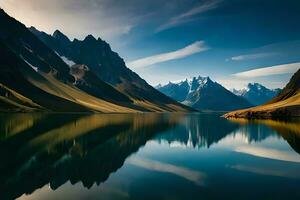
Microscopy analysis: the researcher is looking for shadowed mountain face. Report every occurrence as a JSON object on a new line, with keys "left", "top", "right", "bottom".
{"left": 0, "top": 41, "right": 89, "bottom": 112}
{"left": 157, "top": 76, "right": 252, "bottom": 111}
{"left": 270, "top": 68, "right": 300, "bottom": 104}
{"left": 0, "top": 10, "right": 72, "bottom": 82}
{"left": 0, "top": 38, "right": 133, "bottom": 112}
{"left": 69, "top": 64, "right": 134, "bottom": 105}
{"left": 232, "top": 83, "right": 281, "bottom": 106}
{"left": 29, "top": 27, "right": 192, "bottom": 112}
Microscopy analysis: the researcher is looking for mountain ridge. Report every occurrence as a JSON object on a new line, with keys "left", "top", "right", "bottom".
{"left": 0, "top": 9, "right": 191, "bottom": 113}
{"left": 231, "top": 83, "right": 281, "bottom": 106}
{"left": 157, "top": 76, "right": 252, "bottom": 111}
{"left": 29, "top": 26, "right": 193, "bottom": 112}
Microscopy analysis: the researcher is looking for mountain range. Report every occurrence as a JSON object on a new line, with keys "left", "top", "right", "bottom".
{"left": 231, "top": 83, "right": 281, "bottom": 106}
{"left": 224, "top": 68, "right": 300, "bottom": 118}
{"left": 0, "top": 9, "right": 191, "bottom": 113}
{"left": 157, "top": 76, "right": 252, "bottom": 111}
{"left": 28, "top": 26, "right": 193, "bottom": 112}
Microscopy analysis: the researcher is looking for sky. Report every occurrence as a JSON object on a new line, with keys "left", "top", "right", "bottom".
{"left": 1, "top": 0, "right": 300, "bottom": 89}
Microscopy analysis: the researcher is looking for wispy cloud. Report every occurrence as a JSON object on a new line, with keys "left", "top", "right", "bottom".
{"left": 157, "top": 0, "right": 222, "bottom": 32}
{"left": 230, "top": 165, "right": 300, "bottom": 178}
{"left": 127, "top": 157, "right": 206, "bottom": 186}
{"left": 235, "top": 146, "right": 300, "bottom": 163}
{"left": 233, "top": 62, "right": 300, "bottom": 78}
{"left": 127, "top": 41, "right": 208, "bottom": 68}
{"left": 0, "top": 0, "right": 148, "bottom": 40}
{"left": 228, "top": 52, "right": 277, "bottom": 61}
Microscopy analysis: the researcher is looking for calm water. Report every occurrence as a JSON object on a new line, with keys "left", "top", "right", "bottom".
{"left": 1, "top": 113, "right": 300, "bottom": 200}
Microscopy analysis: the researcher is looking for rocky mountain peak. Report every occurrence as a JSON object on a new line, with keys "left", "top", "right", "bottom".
{"left": 84, "top": 34, "right": 97, "bottom": 42}
{"left": 232, "top": 82, "right": 281, "bottom": 105}
{"left": 53, "top": 30, "right": 70, "bottom": 42}
{"left": 157, "top": 75, "right": 252, "bottom": 111}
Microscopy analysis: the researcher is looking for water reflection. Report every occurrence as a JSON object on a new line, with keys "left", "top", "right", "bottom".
{"left": 229, "top": 118, "right": 300, "bottom": 154}
{"left": 0, "top": 114, "right": 299, "bottom": 200}
{"left": 155, "top": 114, "right": 240, "bottom": 148}
{"left": 127, "top": 156, "right": 207, "bottom": 186}
{"left": 0, "top": 114, "right": 178, "bottom": 199}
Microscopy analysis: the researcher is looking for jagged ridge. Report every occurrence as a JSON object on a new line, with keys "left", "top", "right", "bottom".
{"left": 157, "top": 76, "right": 252, "bottom": 111}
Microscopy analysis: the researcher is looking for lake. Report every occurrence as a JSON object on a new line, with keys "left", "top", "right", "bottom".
{"left": 0, "top": 113, "right": 300, "bottom": 200}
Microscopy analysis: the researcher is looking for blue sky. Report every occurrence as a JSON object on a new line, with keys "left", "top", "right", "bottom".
{"left": 1, "top": 0, "right": 300, "bottom": 89}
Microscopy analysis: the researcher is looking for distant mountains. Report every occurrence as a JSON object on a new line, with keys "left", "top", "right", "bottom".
{"left": 157, "top": 76, "right": 252, "bottom": 111}
{"left": 232, "top": 83, "right": 281, "bottom": 106}
{"left": 224, "top": 68, "right": 300, "bottom": 118}
{"left": 0, "top": 9, "right": 191, "bottom": 113}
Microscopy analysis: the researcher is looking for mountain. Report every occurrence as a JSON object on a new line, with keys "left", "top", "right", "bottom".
{"left": 232, "top": 83, "right": 281, "bottom": 106}
{"left": 157, "top": 76, "right": 252, "bottom": 111}
{"left": 0, "top": 11, "right": 73, "bottom": 82}
{"left": 29, "top": 27, "right": 192, "bottom": 112}
{"left": 0, "top": 9, "right": 141, "bottom": 112}
{"left": 0, "top": 40, "right": 89, "bottom": 112}
{"left": 270, "top": 68, "right": 300, "bottom": 103}
{"left": 0, "top": 9, "right": 190, "bottom": 112}
{"left": 224, "top": 68, "right": 300, "bottom": 118}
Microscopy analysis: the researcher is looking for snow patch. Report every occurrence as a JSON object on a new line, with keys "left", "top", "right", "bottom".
{"left": 20, "top": 56, "right": 38, "bottom": 72}
{"left": 60, "top": 56, "right": 76, "bottom": 66}
{"left": 55, "top": 51, "right": 76, "bottom": 66}
{"left": 161, "top": 76, "right": 210, "bottom": 95}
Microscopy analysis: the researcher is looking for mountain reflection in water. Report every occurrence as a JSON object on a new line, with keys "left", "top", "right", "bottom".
{"left": 0, "top": 113, "right": 299, "bottom": 200}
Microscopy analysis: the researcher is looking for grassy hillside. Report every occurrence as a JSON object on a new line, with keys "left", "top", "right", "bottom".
{"left": 2, "top": 41, "right": 149, "bottom": 114}
{"left": 0, "top": 83, "right": 43, "bottom": 112}
{"left": 224, "top": 69, "right": 300, "bottom": 118}
{"left": 223, "top": 93, "right": 300, "bottom": 118}
{"left": 269, "top": 68, "right": 300, "bottom": 103}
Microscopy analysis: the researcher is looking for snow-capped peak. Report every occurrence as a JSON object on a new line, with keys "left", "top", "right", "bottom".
{"left": 231, "top": 82, "right": 282, "bottom": 105}
{"left": 155, "top": 84, "right": 162, "bottom": 89}
{"left": 157, "top": 75, "right": 216, "bottom": 96}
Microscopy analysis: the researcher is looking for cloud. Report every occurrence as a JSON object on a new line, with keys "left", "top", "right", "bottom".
{"left": 233, "top": 62, "right": 300, "bottom": 78}
{"left": 127, "top": 41, "right": 208, "bottom": 68}
{"left": 235, "top": 146, "right": 300, "bottom": 163}
{"left": 157, "top": 0, "right": 222, "bottom": 32}
{"left": 0, "top": 0, "right": 149, "bottom": 40}
{"left": 230, "top": 165, "right": 300, "bottom": 178}
{"left": 0, "top": 0, "right": 220, "bottom": 40}
{"left": 127, "top": 157, "right": 206, "bottom": 186}
{"left": 229, "top": 52, "right": 277, "bottom": 61}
